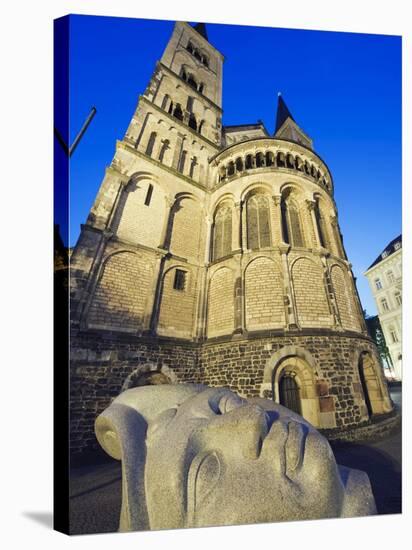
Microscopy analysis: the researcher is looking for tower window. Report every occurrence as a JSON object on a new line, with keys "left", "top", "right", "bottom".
{"left": 144, "top": 184, "right": 153, "bottom": 206}
{"left": 145, "top": 132, "right": 157, "bottom": 157}
{"left": 389, "top": 327, "right": 398, "bottom": 343}
{"left": 173, "top": 269, "right": 187, "bottom": 291}
{"left": 178, "top": 150, "right": 187, "bottom": 174}
{"left": 198, "top": 83, "right": 204, "bottom": 93}
{"left": 189, "top": 156, "right": 197, "bottom": 179}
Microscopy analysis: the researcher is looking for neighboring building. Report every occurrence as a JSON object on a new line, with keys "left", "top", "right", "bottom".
{"left": 364, "top": 235, "right": 402, "bottom": 380}
{"left": 69, "top": 21, "right": 392, "bottom": 457}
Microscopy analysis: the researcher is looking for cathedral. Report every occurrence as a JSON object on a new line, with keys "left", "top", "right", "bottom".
{"left": 69, "top": 21, "right": 393, "bottom": 457}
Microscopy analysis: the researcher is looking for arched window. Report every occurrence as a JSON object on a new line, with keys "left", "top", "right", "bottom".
{"left": 189, "top": 156, "right": 197, "bottom": 179}
{"left": 198, "top": 83, "right": 204, "bottom": 93}
{"left": 279, "top": 373, "right": 301, "bottom": 415}
{"left": 188, "top": 113, "right": 197, "bottom": 131}
{"left": 187, "top": 41, "right": 194, "bottom": 54}
{"left": 314, "top": 199, "right": 328, "bottom": 249}
{"left": 145, "top": 132, "right": 157, "bottom": 157}
{"left": 277, "top": 152, "right": 286, "bottom": 167}
{"left": 194, "top": 50, "right": 202, "bottom": 62}
{"left": 281, "top": 195, "right": 304, "bottom": 247}
{"left": 255, "top": 152, "right": 264, "bottom": 168}
{"left": 158, "top": 139, "right": 170, "bottom": 163}
{"left": 161, "top": 94, "right": 170, "bottom": 111}
{"left": 286, "top": 154, "right": 295, "bottom": 169}
{"left": 247, "top": 194, "right": 271, "bottom": 250}
{"left": 266, "top": 151, "right": 275, "bottom": 166}
{"left": 245, "top": 154, "right": 253, "bottom": 169}
{"left": 173, "top": 103, "right": 183, "bottom": 121}
{"left": 227, "top": 161, "right": 235, "bottom": 177}
{"left": 288, "top": 201, "right": 304, "bottom": 247}
{"left": 212, "top": 205, "right": 233, "bottom": 260}
{"left": 198, "top": 120, "right": 204, "bottom": 135}
{"left": 187, "top": 74, "right": 198, "bottom": 90}
{"left": 178, "top": 150, "right": 187, "bottom": 174}
{"left": 168, "top": 101, "right": 174, "bottom": 115}
{"left": 235, "top": 157, "right": 243, "bottom": 172}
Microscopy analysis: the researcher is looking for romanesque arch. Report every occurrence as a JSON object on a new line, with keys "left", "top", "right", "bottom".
{"left": 212, "top": 200, "right": 233, "bottom": 260}
{"left": 357, "top": 351, "right": 392, "bottom": 417}
{"left": 157, "top": 264, "right": 197, "bottom": 339}
{"left": 121, "top": 363, "right": 178, "bottom": 391}
{"left": 87, "top": 250, "right": 153, "bottom": 332}
{"left": 245, "top": 191, "right": 271, "bottom": 250}
{"left": 244, "top": 256, "right": 284, "bottom": 331}
{"left": 114, "top": 174, "right": 166, "bottom": 249}
{"left": 260, "top": 346, "right": 320, "bottom": 427}
{"left": 207, "top": 267, "right": 235, "bottom": 337}
{"left": 169, "top": 195, "right": 203, "bottom": 261}
{"left": 291, "top": 257, "right": 331, "bottom": 328}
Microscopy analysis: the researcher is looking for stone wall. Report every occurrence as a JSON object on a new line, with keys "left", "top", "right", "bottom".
{"left": 69, "top": 328, "right": 392, "bottom": 459}
{"left": 70, "top": 329, "right": 202, "bottom": 457}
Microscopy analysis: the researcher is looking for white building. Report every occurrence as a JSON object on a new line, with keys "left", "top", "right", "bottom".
{"left": 364, "top": 235, "right": 402, "bottom": 380}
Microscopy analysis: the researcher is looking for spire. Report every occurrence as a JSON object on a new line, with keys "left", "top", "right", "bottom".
{"left": 275, "top": 92, "right": 295, "bottom": 133}
{"left": 193, "top": 22, "right": 208, "bottom": 41}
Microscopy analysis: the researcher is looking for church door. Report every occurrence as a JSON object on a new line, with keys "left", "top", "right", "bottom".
{"left": 279, "top": 374, "right": 302, "bottom": 415}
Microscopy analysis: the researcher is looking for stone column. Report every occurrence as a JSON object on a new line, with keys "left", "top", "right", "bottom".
{"left": 172, "top": 133, "right": 184, "bottom": 170}
{"left": 158, "top": 196, "right": 175, "bottom": 250}
{"left": 242, "top": 199, "right": 248, "bottom": 250}
{"left": 306, "top": 199, "right": 321, "bottom": 248}
{"left": 233, "top": 201, "right": 243, "bottom": 252}
{"left": 272, "top": 194, "right": 284, "bottom": 245}
{"left": 279, "top": 244, "right": 297, "bottom": 329}
{"left": 204, "top": 214, "right": 213, "bottom": 263}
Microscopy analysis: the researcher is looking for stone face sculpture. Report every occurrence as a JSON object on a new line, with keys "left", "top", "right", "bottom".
{"left": 95, "top": 384, "right": 376, "bottom": 531}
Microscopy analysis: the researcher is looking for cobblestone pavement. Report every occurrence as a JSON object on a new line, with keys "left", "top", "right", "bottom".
{"left": 69, "top": 386, "right": 402, "bottom": 535}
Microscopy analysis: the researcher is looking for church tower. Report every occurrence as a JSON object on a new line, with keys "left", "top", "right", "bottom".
{"left": 69, "top": 21, "right": 393, "bottom": 458}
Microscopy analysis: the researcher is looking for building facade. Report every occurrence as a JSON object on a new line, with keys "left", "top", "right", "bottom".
{"left": 69, "top": 21, "right": 393, "bottom": 457}
{"left": 364, "top": 235, "right": 402, "bottom": 380}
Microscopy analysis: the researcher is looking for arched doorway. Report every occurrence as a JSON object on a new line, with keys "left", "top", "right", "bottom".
{"left": 121, "top": 363, "right": 176, "bottom": 392}
{"left": 358, "top": 351, "right": 392, "bottom": 416}
{"left": 279, "top": 373, "right": 302, "bottom": 415}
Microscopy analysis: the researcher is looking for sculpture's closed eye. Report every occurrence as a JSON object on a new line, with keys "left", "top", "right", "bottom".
{"left": 187, "top": 451, "right": 221, "bottom": 524}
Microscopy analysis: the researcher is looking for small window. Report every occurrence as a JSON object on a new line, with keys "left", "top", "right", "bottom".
{"left": 394, "top": 291, "right": 402, "bottom": 306}
{"left": 375, "top": 278, "right": 382, "bottom": 290}
{"left": 173, "top": 269, "right": 187, "bottom": 291}
{"left": 387, "top": 270, "right": 395, "bottom": 284}
{"left": 381, "top": 298, "right": 389, "bottom": 312}
{"left": 381, "top": 250, "right": 389, "bottom": 259}
{"left": 394, "top": 242, "right": 401, "bottom": 251}
{"left": 144, "top": 184, "right": 153, "bottom": 206}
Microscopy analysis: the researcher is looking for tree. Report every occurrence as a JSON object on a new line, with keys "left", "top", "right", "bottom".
{"left": 364, "top": 310, "right": 394, "bottom": 373}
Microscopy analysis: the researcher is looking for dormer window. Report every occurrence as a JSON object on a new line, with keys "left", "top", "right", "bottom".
{"left": 394, "top": 242, "right": 401, "bottom": 251}
{"left": 382, "top": 250, "right": 389, "bottom": 259}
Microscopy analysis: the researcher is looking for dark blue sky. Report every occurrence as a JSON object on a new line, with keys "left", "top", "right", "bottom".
{"left": 66, "top": 15, "right": 401, "bottom": 315}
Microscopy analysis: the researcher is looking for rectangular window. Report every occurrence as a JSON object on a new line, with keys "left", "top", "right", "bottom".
{"left": 395, "top": 292, "right": 402, "bottom": 306}
{"left": 390, "top": 329, "right": 398, "bottom": 343}
{"left": 173, "top": 269, "right": 187, "bottom": 291}
{"left": 375, "top": 278, "right": 382, "bottom": 290}
{"left": 387, "top": 271, "right": 395, "bottom": 284}
{"left": 381, "top": 298, "right": 389, "bottom": 312}
{"left": 144, "top": 184, "right": 153, "bottom": 206}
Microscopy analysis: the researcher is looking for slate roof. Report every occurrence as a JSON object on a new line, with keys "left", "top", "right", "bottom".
{"left": 366, "top": 234, "right": 402, "bottom": 270}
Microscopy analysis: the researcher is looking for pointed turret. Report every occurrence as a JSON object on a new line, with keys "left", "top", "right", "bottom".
{"left": 274, "top": 93, "right": 313, "bottom": 150}
{"left": 193, "top": 22, "right": 208, "bottom": 41}
{"left": 275, "top": 93, "right": 295, "bottom": 133}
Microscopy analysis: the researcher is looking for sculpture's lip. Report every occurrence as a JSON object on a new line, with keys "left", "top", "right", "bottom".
{"left": 284, "top": 420, "right": 306, "bottom": 477}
